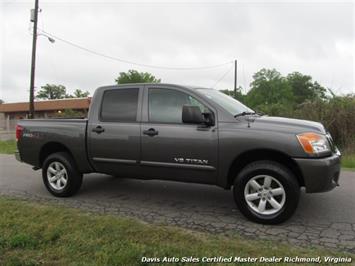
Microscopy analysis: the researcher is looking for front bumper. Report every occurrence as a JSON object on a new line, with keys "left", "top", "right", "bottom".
{"left": 15, "top": 150, "right": 22, "bottom": 162}
{"left": 294, "top": 152, "right": 341, "bottom": 193}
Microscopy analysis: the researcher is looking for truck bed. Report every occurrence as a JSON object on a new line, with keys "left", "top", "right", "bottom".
{"left": 17, "top": 118, "right": 92, "bottom": 172}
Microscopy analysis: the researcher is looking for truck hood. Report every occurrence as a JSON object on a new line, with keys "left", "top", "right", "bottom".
{"left": 248, "top": 115, "right": 326, "bottom": 134}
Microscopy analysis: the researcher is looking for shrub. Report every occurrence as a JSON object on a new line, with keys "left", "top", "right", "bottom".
{"left": 292, "top": 95, "right": 355, "bottom": 151}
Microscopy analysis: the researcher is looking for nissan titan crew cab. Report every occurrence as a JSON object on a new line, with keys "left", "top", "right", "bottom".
{"left": 15, "top": 84, "right": 341, "bottom": 224}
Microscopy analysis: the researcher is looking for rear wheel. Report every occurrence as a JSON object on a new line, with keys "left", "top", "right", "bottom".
{"left": 233, "top": 160, "right": 300, "bottom": 224}
{"left": 42, "top": 152, "right": 83, "bottom": 197}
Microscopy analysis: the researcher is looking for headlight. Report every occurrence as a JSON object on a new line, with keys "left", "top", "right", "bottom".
{"left": 297, "top": 132, "right": 331, "bottom": 155}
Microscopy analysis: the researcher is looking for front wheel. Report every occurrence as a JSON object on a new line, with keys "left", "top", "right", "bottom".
{"left": 42, "top": 152, "right": 83, "bottom": 197}
{"left": 233, "top": 161, "right": 300, "bottom": 224}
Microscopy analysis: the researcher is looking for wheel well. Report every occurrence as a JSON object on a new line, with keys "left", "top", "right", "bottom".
{"left": 39, "top": 142, "right": 74, "bottom": 167}
{"left": 227, "top": 149, "right": 304, "bottom": 188}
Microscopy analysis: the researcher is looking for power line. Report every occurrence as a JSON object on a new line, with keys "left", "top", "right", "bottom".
{"left": 211, "top": 65, "right": 234, "bottom": 88}
{"left": 38, "top": 28, "right": 233, "bottom": 71}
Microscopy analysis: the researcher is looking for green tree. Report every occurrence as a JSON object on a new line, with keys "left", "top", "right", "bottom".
{"left": 286, "top": 72, "right": 327, "bottom": 104}
{"left": 56, "top": 109, "right": 86, "bottom": 118}
{"left": 220, "top": 87, "right": 245, "bottom": 102}
{"left": 0, "top": 99, "right": 4, "bottom": 104}
{"left": 70, "top": 89, "right": 90, "bottom": 98}
{"left": 246, "top": 69, "right": 294, "bottom": 114}
{"left": 36, "top": 84, "right": 67, "bottom": 100}
{"left": 115, "top": 70, "right": 161, "bottom": 84}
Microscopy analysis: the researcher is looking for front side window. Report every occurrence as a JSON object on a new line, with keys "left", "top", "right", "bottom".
{"left": 101, "top": 88, "right": 139, "bottom": 122}
{"left": 148, "top": 88, "right": 208, "bottom": 123}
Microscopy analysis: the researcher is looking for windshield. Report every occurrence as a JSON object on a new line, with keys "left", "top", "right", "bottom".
{"left": 196, "top": 89, "right": 253, "bottom": 116}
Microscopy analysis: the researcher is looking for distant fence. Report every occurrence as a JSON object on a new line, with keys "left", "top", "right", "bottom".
{"left": 9, "top": 119, "right": 19, "bottom": 131}
{"left": 0, "top": 114, "right": 19, "bottom": 131}
{"left": 0, "top": 118, "right": 20, "bottom": 140}
{"left": 0, "top": 131, "right": 15, "bottom": 141}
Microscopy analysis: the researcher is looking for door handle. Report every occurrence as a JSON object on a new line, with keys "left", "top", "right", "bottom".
{"left": 143, "top": 128, "right": 159, "bottom": 137}
{"left": 92, "top": 126, "right": 105, "bottom": 134}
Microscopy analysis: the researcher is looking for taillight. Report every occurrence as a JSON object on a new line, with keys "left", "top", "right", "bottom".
{"left": 16, "top": 125, "right": 24, "bottom": 141}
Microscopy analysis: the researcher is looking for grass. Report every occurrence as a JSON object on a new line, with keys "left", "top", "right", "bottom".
{"left": 0, "top": 139, "right": 354, "bottom": 169}
{"left": 0, "top": 140, "right": 16, "bottom": 154}
{"left": 0, "top": 197, "right": 353, "bottom": 266}
{"left": 341, "top": 153, "right": 355, "bottom": 169}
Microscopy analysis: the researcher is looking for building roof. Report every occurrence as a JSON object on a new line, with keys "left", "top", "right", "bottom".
{"left": 0, "top": 98, "right": 91, "bottom": 113}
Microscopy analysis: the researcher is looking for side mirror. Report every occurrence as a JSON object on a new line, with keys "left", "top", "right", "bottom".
{"left": 202, "top": 112, "right": 215, "bottom": 126}
{"left": 182, "top": 105, "right": 204, "bottom": 124}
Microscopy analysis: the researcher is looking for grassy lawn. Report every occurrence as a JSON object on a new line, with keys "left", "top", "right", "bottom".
{"left": 0, "top": 140, "right": 17, "bottom": 154}
{"left": 0, "top": 197, "right": 352, "bottom": 266}
{"left": 341, "top": 153, "right": 355, "bottom": 169}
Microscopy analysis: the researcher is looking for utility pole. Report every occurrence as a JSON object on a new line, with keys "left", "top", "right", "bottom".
{"left": 234, "top": 59, "right": 237, "bottom": 98}
{"left": 29, "top": 0, "right": 39, "bottom": 119}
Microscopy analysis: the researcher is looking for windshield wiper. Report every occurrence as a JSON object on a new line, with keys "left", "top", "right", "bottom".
{"left": 234, "top": 111, "right": 257, "bottom": 118}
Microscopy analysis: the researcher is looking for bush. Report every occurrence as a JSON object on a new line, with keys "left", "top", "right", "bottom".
{"left": 292, "top": 95, "right": 355, "bottom": 151}
{"left": 55, "top": 109, "right": 87, "bottom": 118}
{"left": 252, "top": 102, "right": 294, "bottom": 117}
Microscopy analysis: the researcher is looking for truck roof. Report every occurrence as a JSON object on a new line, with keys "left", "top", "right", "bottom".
{"left": 97, "top": 83, "right": 210, "bottom": 91}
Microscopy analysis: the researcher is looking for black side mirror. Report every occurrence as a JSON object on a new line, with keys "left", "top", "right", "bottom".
{"left": 182, "top": 105, "right": 204, "bottom": 124}
{"left": 202, "top": 112, "right": 215, "bottom": 126}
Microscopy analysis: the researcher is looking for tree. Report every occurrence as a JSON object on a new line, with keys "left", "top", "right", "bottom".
{"left": 286, "top": 72, "right": 327, "bottom": 104}
{"left": 245, "top": 69, "right": 295, "bottom": 115}
{"left": 115, "top": 70, "right": 161, "bottom": 84}
{"left": 56, "top": 109, "right": 86, "bottom": 118}
{"left": 36, "top": 85, "right": 90, "bottom": 99}
{"left": 220, "top": 86, "right": 245, "bottom": 102}
{"left": 36, "top": 84, "right": 67, "bottom": 100}
{"left": 0, "top": 99, "right": 4, "bottom": 104}
{"left": 70, "top": 89, "right": 90, "bottom": 98}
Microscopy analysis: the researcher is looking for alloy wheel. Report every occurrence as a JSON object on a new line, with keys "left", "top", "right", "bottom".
{"left": 244, "top": 175, "right": 286, "bottom": 215}
{"left": 47, "top": 161, "right": 68, "bottom": 190}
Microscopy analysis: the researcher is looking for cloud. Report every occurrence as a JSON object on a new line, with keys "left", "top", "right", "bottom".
{"left": 0, "top": 1, "right": 354, "bottom": 102}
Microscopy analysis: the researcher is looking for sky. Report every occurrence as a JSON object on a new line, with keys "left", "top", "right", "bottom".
{"left": 0, "top": 0, "right": 354, "bottom": 103}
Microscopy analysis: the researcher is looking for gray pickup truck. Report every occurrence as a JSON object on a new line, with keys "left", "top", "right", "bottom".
{"left": 16, "top": 83, "right": 341, "bottom": 224}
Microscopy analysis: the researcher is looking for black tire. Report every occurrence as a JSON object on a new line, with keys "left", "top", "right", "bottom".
{"left": 42, "top": 152, "right": 83, "bottom": 197}
{"left": 233, "top": 160, "right": 300, "bottom": 224}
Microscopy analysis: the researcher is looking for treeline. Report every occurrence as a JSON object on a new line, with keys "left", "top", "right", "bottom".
{"left": 36, "top": 84, "right": 90, "bottom": 100}
{"left": 222, "top": 69, "right": 355, "bottom": 151}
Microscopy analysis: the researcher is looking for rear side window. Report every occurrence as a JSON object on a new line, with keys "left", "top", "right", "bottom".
{"left": 100, "top": 88, "right": 139, "bottom": 122}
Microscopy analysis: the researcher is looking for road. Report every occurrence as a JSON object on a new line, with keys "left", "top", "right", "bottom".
{"left": 1, "top": 154, "right": 355, "bottom": 253}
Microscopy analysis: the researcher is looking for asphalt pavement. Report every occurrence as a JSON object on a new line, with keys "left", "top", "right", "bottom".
{"left": 1, "top": 154, "right": 355, "bottom": 253}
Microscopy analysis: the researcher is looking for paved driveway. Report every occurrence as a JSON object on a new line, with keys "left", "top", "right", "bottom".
{"left": 1, "top": 154, "right": 355, "bottom": 253}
